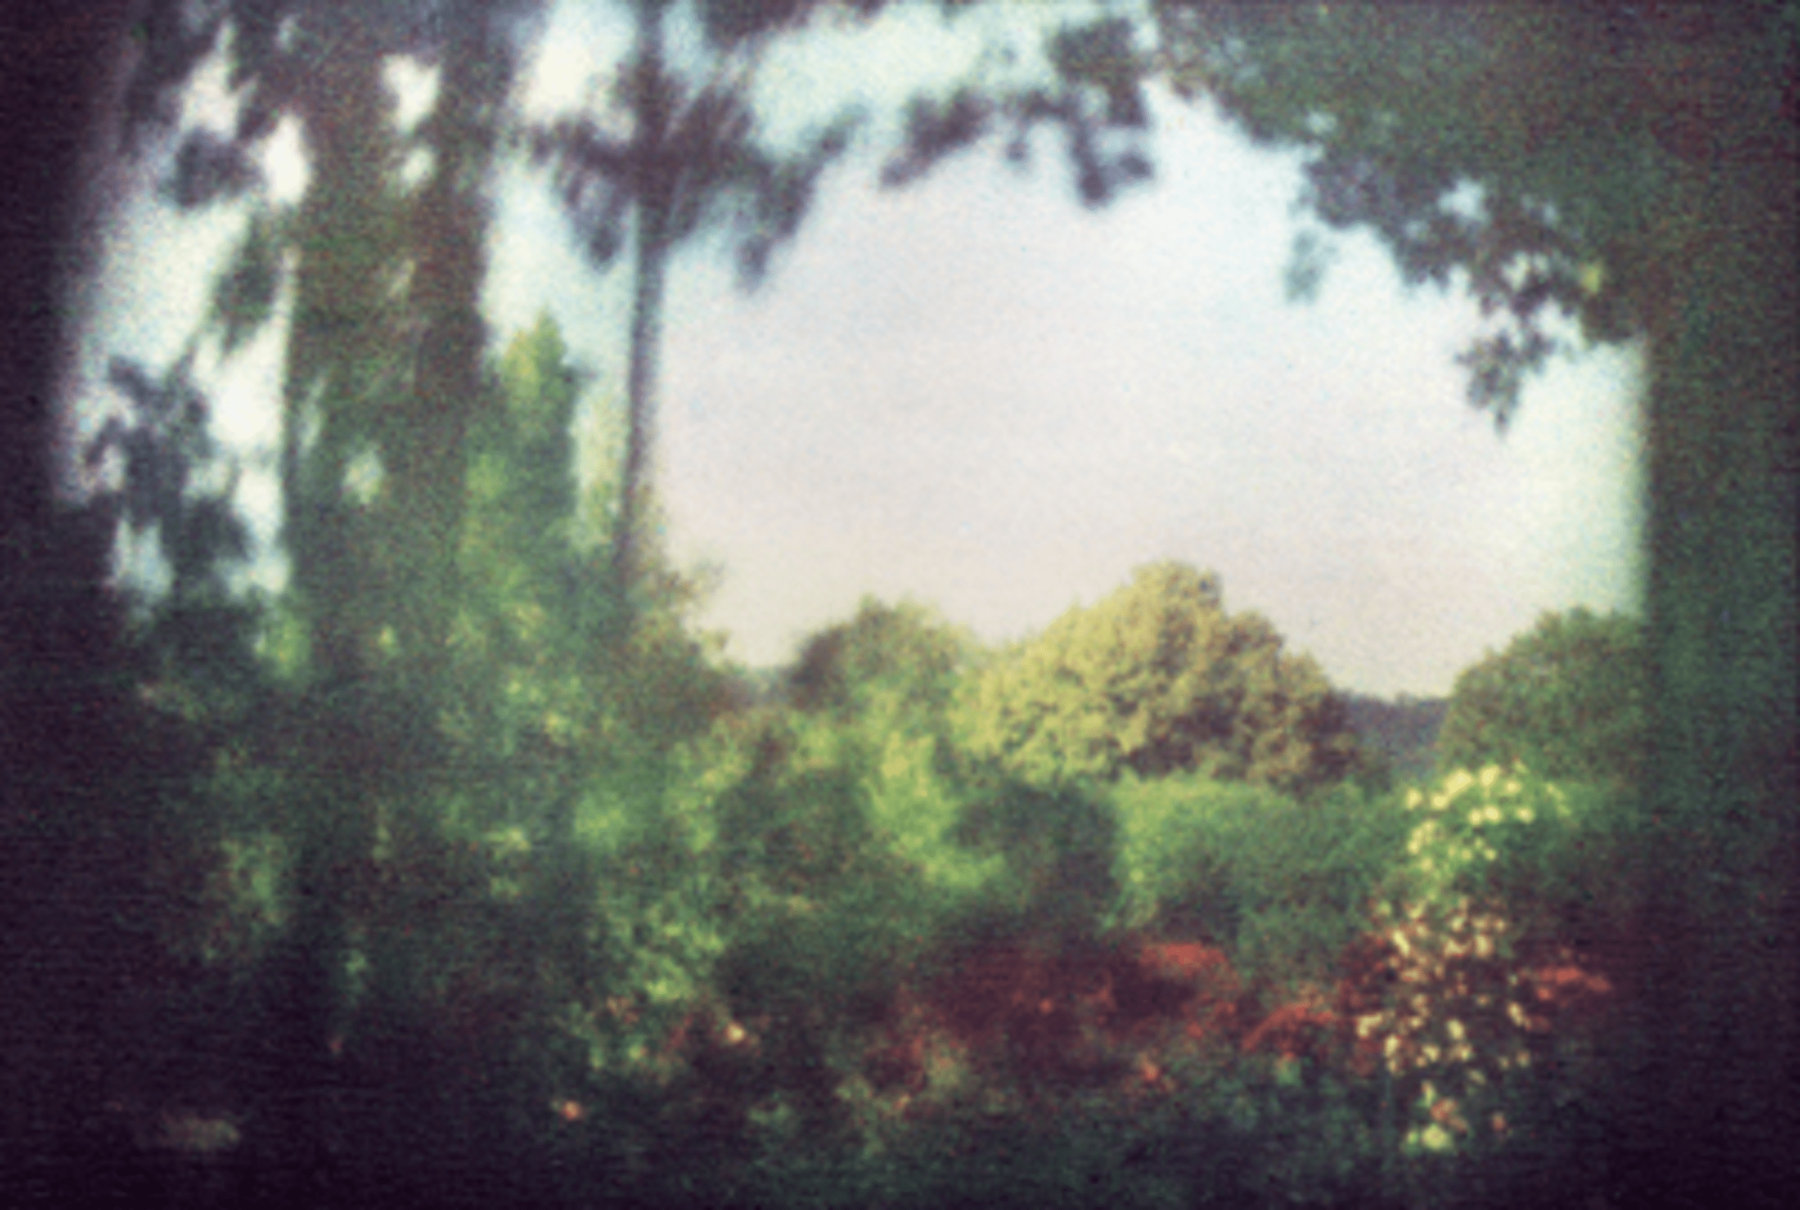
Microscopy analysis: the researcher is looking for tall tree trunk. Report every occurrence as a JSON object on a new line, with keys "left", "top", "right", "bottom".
{"left": 263, "top": 15, "right": 395, "bottom": 1203}
{"left": 1630, "top": 114, "right": 1798, "bottom": 1205}
{"left": 614, "top": 190, "right": 671, "bottom": 619}
{"left": 390, "top": 0, "right": 510, "bottom": 700}
{"left": 611, "top": 0, "right": 675, "bottom": 623}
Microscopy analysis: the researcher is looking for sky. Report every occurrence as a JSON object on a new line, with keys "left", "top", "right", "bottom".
{"left": 654, "top": 147, "right": 1642, "bottom": 697}
{"left": 65, "top": 1, "right": 1643, "bottom": 700}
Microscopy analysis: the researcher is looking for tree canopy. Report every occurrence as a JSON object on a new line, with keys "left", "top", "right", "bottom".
{"left": 15, "top": 3, "right": 1792, "bottom": 1205}
{"left": 962, "top": 562, "right": 1360, "bottom": 795}
{"left": 1439, "top": 607, "right": 1649, "bottom": 788}
{"left": 786, "top": 596, "right": 974, "bottom": 719}
{"left": 1153, "top": 1, "right": 1797, "bottom": 423}
{"left": 1143, "top": 10, "right": 1792, "bottom": 1192}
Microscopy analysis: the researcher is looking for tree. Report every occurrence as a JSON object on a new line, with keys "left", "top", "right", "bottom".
{"left": 535, "top": 0, "right": 1167, "bottom": 617}
{"left": 786, "top": 596, "right": 973, "bottom": 718}
{"left": 2, "top": 344, "right": 268, "bottom": 1204}
{"left": 1148, "top": 4, "right": 1797, "bottom": 1198}
{"left": 710, "top": 598, "right": 985, "bottom": 952}
{"left": 453, "top": 314, "right": 731, "bottom": 1003}
{"left": 1439, "top": 608, "right": 1649, "bottom": 789}
{"left": 107, "top": 5, "right": 553, "bottom": 1199}
{"left": 85, "top": 352, "right": 261, "bottom": 710}
{"left": 531, "top": 0, "right": 858, "bottom": 613}
{"left": 1154, "top": 3, "right": 1787, "bottom": 421}
{"left": 121, "top": 0, "right": 534, "bottom": 680}
{"left": 962, "top": 562, "right": 1360, "bottom": 795}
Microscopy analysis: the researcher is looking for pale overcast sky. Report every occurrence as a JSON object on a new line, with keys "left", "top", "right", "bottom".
{"left": 651, "top": 130, "right": 1642, "bottom": 697}
{"left": 68, "top": 1, "right": 1642, "bottom": 699}
{"left": 495, "top": 0, "right": 1642, "bottom": 696}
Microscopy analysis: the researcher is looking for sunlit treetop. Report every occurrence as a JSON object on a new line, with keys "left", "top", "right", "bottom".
{"left": 962, "top": 561, "right": 1361, "bottom": 795}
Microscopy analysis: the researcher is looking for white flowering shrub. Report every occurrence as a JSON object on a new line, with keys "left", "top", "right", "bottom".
{"left": 1346, "top": 765, "right": 1614, "bottom": 1158}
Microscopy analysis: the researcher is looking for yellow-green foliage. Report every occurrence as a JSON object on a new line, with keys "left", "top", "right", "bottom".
{"left": 962, "top": 562, "right": 1360, "bottom": 795}
{"left": 781, "top": 597, "right": 998, "bottom": 899}
{"left": 865, "top": 725, "right": 1001, "bottom": 897}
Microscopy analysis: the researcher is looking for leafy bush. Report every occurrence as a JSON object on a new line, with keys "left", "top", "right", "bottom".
{"left": 1107, "top": 772, "right": 1410, "bottom": 986}
{"left": 1387, "top": 765, "right": 1643, "bottom": 956}
{"left": 953, "top": 780, "right": 1120, "bottom": 941}
{"left": 1345, "top": 765, "right": 1631, "bottom": 1170}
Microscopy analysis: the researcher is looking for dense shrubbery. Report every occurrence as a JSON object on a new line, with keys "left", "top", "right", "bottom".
{"left": 1108, "top": 772, "right": 1410, "bottom": 984}
{"left": 516, "top": 707, "right": 1638, "bottom": 1209}
{"left": 92, "top": 572, "right": 1656, "bottom": 1209}
{"left": 53, "top": 385, "right": 1650, "bottom": 1209}
{"left": 1345, "top": 768, "right": 1630, "bottom": 1169}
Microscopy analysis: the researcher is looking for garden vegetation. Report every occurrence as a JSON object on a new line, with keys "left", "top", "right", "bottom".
{"left": 4, "top": 4, "right": 1790, "bottom": 1209}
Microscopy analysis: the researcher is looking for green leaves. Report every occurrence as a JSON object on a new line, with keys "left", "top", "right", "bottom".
{"left": 209, "top": 209, "right": 285, "bottom": 355}
{"left": 955, "top": 780, "right": 1118, "bottom": 937}
{"left": 85, "top": 351, "right": 265, "bottom": 722}
{"left": 788, "top": 597, "right": 974, "bottom": 718}
{"left": 1151, "top": 1, "right": 1736, "bottom": 424}
{"left": 1438, "top": 608, "right": 1649, "bottom": 790}
{"left": 963, "top": 562, "right": 1360, "bottom": 795}
{"left": 1109, "top": 772, "right": 1408, "bottom": 982}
